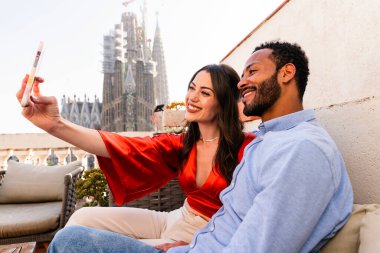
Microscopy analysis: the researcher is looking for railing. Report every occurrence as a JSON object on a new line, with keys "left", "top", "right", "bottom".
{"left": 0, "top": 131, "right": 154, "bottom": 170}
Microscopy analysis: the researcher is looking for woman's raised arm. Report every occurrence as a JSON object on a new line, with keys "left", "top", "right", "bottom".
{"left": 16, "top": 75, "right": 110, "bottom": 158}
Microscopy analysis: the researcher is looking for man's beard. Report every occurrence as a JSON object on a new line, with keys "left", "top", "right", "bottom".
{"left": 243, "top": 72, "right": 281, "bottom": 117}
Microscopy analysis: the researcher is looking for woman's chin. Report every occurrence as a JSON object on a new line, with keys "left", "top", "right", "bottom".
{"left": 184, "top": 113, "right": 197, "bottom": 123}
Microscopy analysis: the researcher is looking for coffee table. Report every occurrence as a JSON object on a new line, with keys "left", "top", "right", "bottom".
{"left": 0, "top": 242, "right": 36, "bottom": 253}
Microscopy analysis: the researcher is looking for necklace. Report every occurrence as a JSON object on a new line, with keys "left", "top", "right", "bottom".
{"left": 200, "top": 136, "right": 219, "bottom": 142}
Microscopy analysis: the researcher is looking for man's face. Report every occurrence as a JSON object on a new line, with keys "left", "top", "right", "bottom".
{"left": 238, "top": 49, "right": 281, "bottom": 117}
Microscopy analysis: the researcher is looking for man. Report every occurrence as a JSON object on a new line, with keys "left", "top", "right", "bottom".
{"left": 48, "top": 41, "right": 353, "bottom": 253}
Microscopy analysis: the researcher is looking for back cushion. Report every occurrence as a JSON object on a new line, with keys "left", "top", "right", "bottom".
{"left": 0, "top": 160, "right": 82, "bottom": 203}
{"left": 321, "top": 204, "right": 380, "bottom": 253}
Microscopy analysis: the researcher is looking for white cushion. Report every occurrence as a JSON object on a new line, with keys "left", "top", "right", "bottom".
{"left": 321, "top": 204, "right": 380, "bottom": 253}
{"left": 358, "top": 206, "right": 380, "bottom": 253}
{"left": 0, "top": 161, "right": 82, "bottom": 203}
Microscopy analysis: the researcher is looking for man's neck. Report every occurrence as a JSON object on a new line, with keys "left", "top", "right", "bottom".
{"left": 261, "top": 102, "right": 303, "bottom": 122}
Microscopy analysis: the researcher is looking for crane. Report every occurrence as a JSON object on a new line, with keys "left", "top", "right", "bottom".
{"left": 122, "top": 0, "right": 139, "bottom": 9}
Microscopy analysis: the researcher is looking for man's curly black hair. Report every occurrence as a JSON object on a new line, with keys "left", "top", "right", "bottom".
{"left": 253, "top": 41, "right": 310, "bottom": 101}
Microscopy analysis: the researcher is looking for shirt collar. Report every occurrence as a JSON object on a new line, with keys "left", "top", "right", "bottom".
{"left": 257, "top": 109, "right": 316, "bottom": 134}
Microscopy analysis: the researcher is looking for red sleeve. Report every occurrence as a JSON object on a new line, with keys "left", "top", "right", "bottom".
{"left": 96, "top": 131, "right": 183, "bottom": 206}
{"left": 238, "top": 132, "right": 256, "bottom": 161}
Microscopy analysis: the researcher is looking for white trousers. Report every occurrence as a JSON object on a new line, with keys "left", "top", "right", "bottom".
{"left": 66, "top": 205, "right": 208, "bottom": 246}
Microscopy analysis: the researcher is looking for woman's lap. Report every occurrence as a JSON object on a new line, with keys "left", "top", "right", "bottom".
{"left": 64, "top": 205, "right": 208, "bottom": 244}
{"left": 66, "top": 206, "right": 168, "bottom": 239}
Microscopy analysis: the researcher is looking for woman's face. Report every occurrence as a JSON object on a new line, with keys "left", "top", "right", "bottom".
{"left": 185, "top": 70, "right": 220, "bottom": 124}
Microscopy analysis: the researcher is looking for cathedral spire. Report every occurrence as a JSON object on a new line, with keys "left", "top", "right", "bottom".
{"left": 80, "top": 94, "right": 91, "bottom": 128}
{"left": 61, "top": 95, "right": 70, "bottom": 120}
{"left": 124, "top": 64, "right": 136, "bottom": 94}
{"left": 69, "top": 95, "right": 80, "bottom": 125}
{"left": 152, "top": 13, "right": 169, "bottom": 105}
{"left": 90, "top": 95, "right": 101, "bottom": 130}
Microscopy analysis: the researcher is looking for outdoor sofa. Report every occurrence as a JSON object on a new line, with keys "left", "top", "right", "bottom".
{"left": 0, "top": 160, "right": 83, "bottom": 245}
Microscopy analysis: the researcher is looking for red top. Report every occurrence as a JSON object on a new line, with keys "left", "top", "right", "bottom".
{"left": 97, "top": 131, "right": 255, "bottom": 218}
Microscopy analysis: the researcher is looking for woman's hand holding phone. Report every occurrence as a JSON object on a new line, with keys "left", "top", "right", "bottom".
{"left": 21, "top": 42, "right": 44, "bottom": 107}
{"left": 16, "top": 42, "right": 62, "bottom": 133}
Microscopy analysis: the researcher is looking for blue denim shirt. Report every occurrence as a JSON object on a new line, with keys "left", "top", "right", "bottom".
{"left": 168, "top": 109, "right": 353, "bottom": 253}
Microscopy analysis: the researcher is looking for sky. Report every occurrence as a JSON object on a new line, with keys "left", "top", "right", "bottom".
{"left": 0, "top": 0, "right": 284, "bottom": 134}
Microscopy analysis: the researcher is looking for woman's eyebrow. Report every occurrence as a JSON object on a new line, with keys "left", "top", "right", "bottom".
{"left": 192, "top": 81, "right": 214, "bottom": 93}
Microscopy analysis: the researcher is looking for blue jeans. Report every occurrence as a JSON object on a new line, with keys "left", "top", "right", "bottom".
{"left": 47, "top": 226, "right": 164, "bottom": 253}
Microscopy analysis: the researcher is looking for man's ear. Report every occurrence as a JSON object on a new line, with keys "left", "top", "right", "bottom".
{"left": 279, "top": 63, "right": 296, "bottom": 84}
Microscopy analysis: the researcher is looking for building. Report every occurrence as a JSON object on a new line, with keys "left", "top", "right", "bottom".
{"left": 61, "top": 95, "right": 102, "bottom": 130}
{"left": 101, "top": 1, "right": 169, "bottom": 132}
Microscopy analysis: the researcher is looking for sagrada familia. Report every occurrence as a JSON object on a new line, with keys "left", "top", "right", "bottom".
{"left": 61, "top": 0, "right": 169, "bottom": 132}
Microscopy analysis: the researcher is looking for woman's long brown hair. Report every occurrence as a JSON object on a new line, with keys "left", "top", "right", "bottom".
{"left": 179, "top": 64, "right": 244, "bottom": 184}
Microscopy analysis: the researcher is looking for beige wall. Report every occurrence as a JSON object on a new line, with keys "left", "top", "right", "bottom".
{"left": 222, "top": 0, "right": 380, "bottom": 109}
{"left": 222, "top": 0, "right": 380, "bottom": 204}
{"left": 316, "top": 96, "right": 380, "bottom": 204}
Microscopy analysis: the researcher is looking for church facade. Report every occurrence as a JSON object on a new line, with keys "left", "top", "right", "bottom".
{"left": 101, "top": 3, "right": 169, "bottom": 132}
{"left": 60, "top": 95, "right": 102, "bottom": 130}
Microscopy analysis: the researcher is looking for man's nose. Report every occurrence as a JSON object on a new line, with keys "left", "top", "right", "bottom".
{"left": 237, "top": 77, "right": 247, "bottom": 90}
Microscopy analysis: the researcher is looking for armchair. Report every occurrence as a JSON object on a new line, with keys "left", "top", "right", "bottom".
{"left": 0, "top": 160, "right": 83, "bottom": 245}
{"left": 109, "top": 178, "right": 186, "bottom": 212}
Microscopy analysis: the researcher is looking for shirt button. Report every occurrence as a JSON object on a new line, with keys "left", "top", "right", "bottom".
{"left": 230, "top": 182, "right": 235, "bottom": 188}
{"left": 209, "top": 225, "right": 215, "bottom": 232}
{"left": 189, "top": 243, "right": 194, "bottom": 248}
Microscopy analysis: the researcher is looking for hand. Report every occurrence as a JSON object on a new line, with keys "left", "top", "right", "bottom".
{"left": 16, "top": 74, "right": 61, "bottom": 133}
{"left": 154, "top": 241, "right": 188, "bottom": 252}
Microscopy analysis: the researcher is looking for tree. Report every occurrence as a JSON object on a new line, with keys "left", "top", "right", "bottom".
{"left": 74, "top": 168, "right": 109, "bottom": 207}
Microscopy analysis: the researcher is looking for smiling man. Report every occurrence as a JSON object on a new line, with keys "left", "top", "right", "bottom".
{"left": 168, "top": 41, "right": 354, "bottom": 252}
{"left": 47, "top": 41, "right": 353, "bottom": 253}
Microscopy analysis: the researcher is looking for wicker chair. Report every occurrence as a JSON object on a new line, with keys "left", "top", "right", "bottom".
{"left": 109, "top": 178, "right": 186, "bottom": 211}
{"left": 0, "top": 162, "right": 83, "bottom": 245}
{"left": 0, "top": 170, "right": 4, "bottom": 186}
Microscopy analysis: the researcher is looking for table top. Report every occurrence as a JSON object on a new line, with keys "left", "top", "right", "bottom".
{"left": 0, "top": 242, "right": 36, "bottom": 253}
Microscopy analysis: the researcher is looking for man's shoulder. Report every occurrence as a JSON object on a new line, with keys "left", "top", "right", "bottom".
{"left": 263, "top": 120, "right": 339, "bottom": 158}
{"left": 294, "top": 120, "right": 338, "bottom": 153}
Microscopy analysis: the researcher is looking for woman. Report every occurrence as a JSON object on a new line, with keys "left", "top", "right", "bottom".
{"left": 17, "top": 64, "right": 254, "bottom": 251}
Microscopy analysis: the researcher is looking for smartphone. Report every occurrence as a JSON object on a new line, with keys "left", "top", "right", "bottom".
{"left": 21, "top": 42, "right": 44, "bottom": 107}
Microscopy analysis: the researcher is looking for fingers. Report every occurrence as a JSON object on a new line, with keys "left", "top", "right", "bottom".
{"left": 16, "top": 74, "right": 29, "bottom": 100}
{"left": 31, "top": 94, "right": 57, "bottom": 105}
{"left": 154, "top": 244, "right": 168, "bottom": 251}
{"left": 22, "top": 74, "right": 29, "bottom": 87}
{"left": 154, "top": 242, "right": 179, "bottom": 251}
{"left": 16, "top": 75, "right": 45, "bottom": 101}
{"left": 32, "top": 77, "right": 44, "bottom": 96}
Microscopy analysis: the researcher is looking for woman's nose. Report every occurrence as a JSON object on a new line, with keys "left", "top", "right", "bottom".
{"left": 188, "top": 91, "right": 199, "bottom": 102}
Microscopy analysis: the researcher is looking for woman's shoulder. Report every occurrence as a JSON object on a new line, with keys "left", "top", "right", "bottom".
{"left": 243, "top": 131, "right": 256, "bottom": 143}
{"left": 152, "top": 132, "right": 184, "bottom": 141}
{"left": 237, "top": 132, "right": 256, "bottom": 161}
{"left": 151, "top": 132, "right": 185, "bottom": 148}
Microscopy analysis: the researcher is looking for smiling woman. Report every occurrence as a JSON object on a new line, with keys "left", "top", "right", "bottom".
{"left": 60, "top": 64, "right": 254, "bottom": 248}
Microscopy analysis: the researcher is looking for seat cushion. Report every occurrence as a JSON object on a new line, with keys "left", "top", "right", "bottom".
{"left": 321, "top": 204, "right": 380, "bottom": 253}
{"left": 0, "top": 160, "right": 82, "bottom": 203}
{"left": 0, "top": 202, "right": 62, "bottom": 238}
{"left": 358, "top": 206, "right": 380, "bottom": 253}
